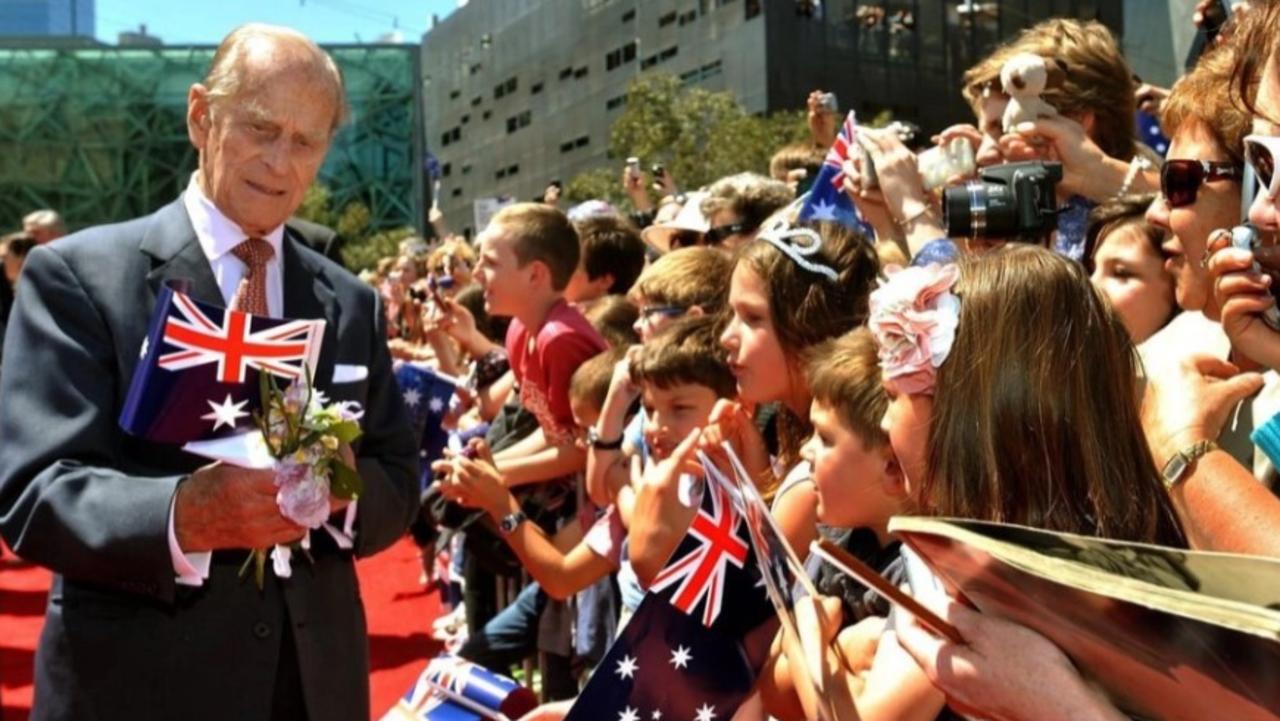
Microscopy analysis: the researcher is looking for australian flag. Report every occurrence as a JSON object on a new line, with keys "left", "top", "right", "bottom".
{"left": 798, "top": 110, "right": 877, "bottom": 238}
{"left": 1137, "top": 109, "right": 1169, "bottom": 158}
{"left": 394, "top": 362, "right": 458, "bottom": 487}
{"left": 119, "top": 281, "right": 324, "bottom": 444}
{"left": 565, "top": 469, "right": 778, "bottom": 721}
{"left": 380, "top": 654, "right": 537, "bottom": 721}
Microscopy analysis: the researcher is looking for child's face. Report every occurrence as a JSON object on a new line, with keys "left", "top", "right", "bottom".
{"left": 881, "top": 385, "right": 934, "bottom": 500}
{"left": 802, "top": 399, "right": 904, "bottom": 529}
{"left": 721, "top": 263, "right": 790, "bottom": 405}
{"left": 641, "top": 381, "right": 720, "bottom": 462}
{"left": 570, "top": 396, "right": 602, "bottom": 452}
{"left": 632, "top": 293, "right": 685, "bottom": 342}
{"left": 473, "top": 224, "right": 529, "bottom": 316}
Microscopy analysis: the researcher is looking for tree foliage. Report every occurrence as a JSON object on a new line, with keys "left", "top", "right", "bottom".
{"left": 296, "top": 183, "right": 416, "bottom": 272}
{"left": 564, "top": 74, "right": 809, "bottom": 207}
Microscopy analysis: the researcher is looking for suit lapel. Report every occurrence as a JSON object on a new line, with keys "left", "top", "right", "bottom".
{"left": 282, "top": 230, "right": 339, "bottom": 393}
{"left": 139, "top": 199, "right": 222, "bottom": 306}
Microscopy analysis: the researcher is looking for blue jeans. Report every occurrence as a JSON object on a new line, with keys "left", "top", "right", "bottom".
{"left": 458, "top": 582, "right": 577, "bottom": 700}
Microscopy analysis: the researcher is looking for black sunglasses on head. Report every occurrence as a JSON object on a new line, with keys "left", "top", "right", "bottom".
{"left": 1160, "top": 159, "right": 1242, "bottom": 208}
{"left": 704, "top": 222, "right": 754, "bottom": 245}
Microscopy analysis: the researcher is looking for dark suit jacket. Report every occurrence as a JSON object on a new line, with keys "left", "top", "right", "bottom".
{"left": 0, "top": 199, "right": 419, "bottom": 721}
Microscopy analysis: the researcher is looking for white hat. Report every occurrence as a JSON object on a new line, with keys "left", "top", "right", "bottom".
{"left": 640, "top": 192, "right": 710, "bottom": 255}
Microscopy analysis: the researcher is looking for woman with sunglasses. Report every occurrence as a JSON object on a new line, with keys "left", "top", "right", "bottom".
{"left": 1144, "top": 43, "right": 1248, "bottom": 328}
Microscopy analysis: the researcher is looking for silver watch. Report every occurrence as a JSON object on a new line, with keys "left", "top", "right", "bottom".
{"left": 498, "top": 509, "right": 528, "bottom": 534}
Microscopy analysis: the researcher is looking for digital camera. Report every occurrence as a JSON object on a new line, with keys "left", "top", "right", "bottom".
{"left": 943, "top": 161, "right": 1062, "bottom": 243}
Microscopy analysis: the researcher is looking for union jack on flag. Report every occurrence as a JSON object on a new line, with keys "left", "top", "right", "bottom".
{"left": 119, "top": 281, "right": 325, "bottom": 445}
{"left": 649, "top": 476, "right": 751, "bottom": 628}
{"left": 798, "top": 110, "right": 877, "bottom": 237}
{"left": 380, "top": 654, "right": 537, "bottom": 721}
{"left": 158, "top": 291, "right": 320, "bottom": 383}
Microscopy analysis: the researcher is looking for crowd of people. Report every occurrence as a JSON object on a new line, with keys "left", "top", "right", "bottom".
{"left": 4, "top": 3, "right": 1280, "bottom": 720}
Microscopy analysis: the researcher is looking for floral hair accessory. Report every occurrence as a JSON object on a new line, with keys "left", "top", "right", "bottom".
{"left": 757, "top": 198, "right": 839, "bottom": 282}
{"left": 868, "top": 263, "right": 961, "bottom": 395}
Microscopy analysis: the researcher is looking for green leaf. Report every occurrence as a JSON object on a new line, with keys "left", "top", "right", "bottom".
{"left": 330, "top": 461, "right": 364, "bottom": 500}
{"left": 329, "top": 420, "right": 363, "bottom": 444}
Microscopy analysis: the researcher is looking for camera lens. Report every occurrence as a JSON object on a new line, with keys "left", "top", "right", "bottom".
{"left": 943, "top": 181, "right": 993, "bottom": 238}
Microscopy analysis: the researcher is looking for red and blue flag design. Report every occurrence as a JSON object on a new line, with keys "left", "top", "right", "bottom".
{"left": 798, "top": 110, "right": 877, "bottom": 238}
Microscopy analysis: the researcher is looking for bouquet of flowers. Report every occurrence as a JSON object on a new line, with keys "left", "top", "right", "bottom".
{"left": 245, "top": 370, "right": 364, "bottom": 588}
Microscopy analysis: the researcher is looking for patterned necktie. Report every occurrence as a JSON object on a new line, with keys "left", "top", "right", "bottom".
{"left": 230, "top": 237, "right": 274, "bottom": 316}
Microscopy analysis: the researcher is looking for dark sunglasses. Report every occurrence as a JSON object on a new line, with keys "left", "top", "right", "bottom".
{"left": 669, "top": 231, "right": 704, "bottom": 250}
{"left": 704, "top": 222, "right": 753, "bottom": 245}
{"left": 1160, "top": 159, "right": 1242, "bottom": 208}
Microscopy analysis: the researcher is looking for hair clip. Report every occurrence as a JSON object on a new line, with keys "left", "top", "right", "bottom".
{"left": 757, "top": 201, "right": 840, "bottom": 281}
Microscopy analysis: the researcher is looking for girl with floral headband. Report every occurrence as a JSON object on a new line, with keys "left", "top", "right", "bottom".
{"left": 776, "top": 245, "right": 1186, "bottom": 721}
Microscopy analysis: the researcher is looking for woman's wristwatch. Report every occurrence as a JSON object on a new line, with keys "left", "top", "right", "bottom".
{"left": 1160, "top": 439, "right": 1220, "bottom": 490}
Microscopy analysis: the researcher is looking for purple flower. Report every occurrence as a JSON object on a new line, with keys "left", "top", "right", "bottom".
{"left": 275, "top": 458, "right": 331, "bottom": 528}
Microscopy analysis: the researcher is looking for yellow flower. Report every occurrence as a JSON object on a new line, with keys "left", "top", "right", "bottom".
{"left": 321, "top": 435, "right": 339, "bottom": 451}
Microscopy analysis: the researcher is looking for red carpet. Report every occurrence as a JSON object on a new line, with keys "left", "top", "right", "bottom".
{"left": 0, "top": 538, "right": 444, "bottom": 721}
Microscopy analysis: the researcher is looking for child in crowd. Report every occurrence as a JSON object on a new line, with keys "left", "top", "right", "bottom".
{"left": 439, "top": 315, "right": 736, "bottom": 622}
{"left": 1083, "top": 195, "right": 1177, "bottom": 344}
{"left": 635, "top": 209, "right": 879, "bottom": 581}
{"left": 586, "top": 246, "right": 733, "bottom": 506}
{"left": 563, "top": 214, "right": 647, "bottom": 305}
{"left": 758, "top": 327, "right": 913, "bottom": 719}
{"left": 766, "top": 247, "right": 1185, "bottom": 721}
{"left": 471, "top": 203, "right": 608, "bottom": 486}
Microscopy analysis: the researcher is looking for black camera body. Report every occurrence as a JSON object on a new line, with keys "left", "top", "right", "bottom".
{"left": 943, "top": 161, "right": 1062, "bottom": 243}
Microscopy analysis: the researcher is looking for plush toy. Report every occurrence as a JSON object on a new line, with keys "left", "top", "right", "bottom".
{"left": 1000, "top": 53, "right": 1066, "bottom": 134}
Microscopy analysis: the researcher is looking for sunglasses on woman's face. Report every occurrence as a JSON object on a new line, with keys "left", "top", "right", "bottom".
{"left": 669, "top": 231, "right": 704, "bottom": 250}
{"left": 1245, "top": 134, "right": 1280, "bottom": 201}
{"left": 1160, "top": 159, "right": 1242, "bottom": 208}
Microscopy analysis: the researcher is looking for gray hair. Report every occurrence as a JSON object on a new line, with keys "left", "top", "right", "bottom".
{"left": 22, "top": 209, "right": 64, "bottom": 233}
{"left": 203, "top": 24, "right": 348, "bottom": 133}
{"left": 700, "top": 172, "right": 796, "bottom": 229}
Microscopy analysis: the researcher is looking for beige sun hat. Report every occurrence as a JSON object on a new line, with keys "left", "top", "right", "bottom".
{"left": 640, "top": 191, "right": 710, "bottom": 255}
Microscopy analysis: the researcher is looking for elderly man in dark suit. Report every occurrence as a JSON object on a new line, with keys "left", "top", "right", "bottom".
{"left": 0, "top": 24, "right": 418, "bottom": 721}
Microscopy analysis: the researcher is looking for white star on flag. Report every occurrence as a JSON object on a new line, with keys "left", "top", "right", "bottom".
{"left": 651, "top": 711, "right": 663, "bottom": 720}
{"left": 615, "top": 654, "right": 639, "bottom": 680}
{"left": 808, "top": 199, "right": 840, "bottom": 221}
{"left": 618, "top": 706, "right": 640, "bottom": 721}
{"left": 201, "top": 394, "right": 250, "bottom": 431}
{"left": 669, "top": 645, "right": 692, "bottom": 670}
{"left": 694, "top": 703, "right": 717, "bottom": 721}
{"left": 429, "top": 396, "right": 445, "bottom": 413}
{"left": 402, "top": 388, "right": 422, "bottom": 407}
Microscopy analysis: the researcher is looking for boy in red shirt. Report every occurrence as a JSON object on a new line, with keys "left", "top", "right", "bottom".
{"left": 472, "top": 203, "right": 607, "bottom": 486}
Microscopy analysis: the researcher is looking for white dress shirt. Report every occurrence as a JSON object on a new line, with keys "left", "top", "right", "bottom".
{"left": 168, "top": 174, "right": 288, "bottom": 586}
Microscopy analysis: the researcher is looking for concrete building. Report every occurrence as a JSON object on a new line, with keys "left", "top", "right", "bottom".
{"left": 423, "top": 0, "right": 1189, "bottom": 236}
{"left": 0, "top": 0, "right": 95, "bottom": 38}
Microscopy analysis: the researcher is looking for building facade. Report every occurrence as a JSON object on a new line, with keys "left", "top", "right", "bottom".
{"left": 423, "top": 1, "right": 1199, "bottom": 237}
{"left": 0, "top": 44, "right": 424, "bottom": 235}
{"left": 0, "top": 0, "right": 95, "bottom": 38}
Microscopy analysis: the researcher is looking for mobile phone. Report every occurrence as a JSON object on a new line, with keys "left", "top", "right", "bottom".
{"left": 626, "top": 157, "right": 641, "bottom": 179}
{"left": 817, "top": 92, "right": 838, "bottom": 114}
{"left": 1227, "top": 223, "right": 1280, "bottom": 330}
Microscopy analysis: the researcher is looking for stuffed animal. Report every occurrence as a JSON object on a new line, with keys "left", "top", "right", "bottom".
{"left": 1000, "top": 53, "right": 1065, "bottom": 134}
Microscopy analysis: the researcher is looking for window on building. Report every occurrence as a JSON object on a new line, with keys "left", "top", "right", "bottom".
{"left": 679, "top": 10, "right": 698, "bottom": 25}
{"left": 442, "top": 162, "right": 452, "bottom": 177}
{"left": 623, "top": 41, "right": 636, "bottom": 62}
{"left": 560, "top": 140, "right": 575, "bottom": 153}
{"left": 622, "top": 8, "right": 635, "bottom": 22}
{"left": 660, "top": 46, "right": 678, "bottom": 61}
{"left": 507, "top": 110, "right": 532, "bottom": 134}
{"left": 496, "top": 167, "right": 507, "bottom": 180}
{"left": 449, "top": 89, "right": 460, "bottom": 100}
{"left": 641, "top": 55, "right": 658, "bottom": 70}
{"left": 469, "top": 62, "right": 483, "bottom": 75}
{"left": 606, "top": 95, "right": 627, "bottom": 110}
{"left": 574, "top": 66, "right": 589, "bottom": 79}
{"left": 507, "top": 163, "right": 519, "bottom": 176}
{"left": 452, "top": 188, "right": 462, "bottom": 198}
{"left": 745, "top": 0, "right": 761, "bottom": 19}
{"left": 531, "top": 81, "right": 544, "bottom": 94}
{"left": 462, "top": 164, "right": 472, "bottom": 175}
{"left": 575, "top": 135, "right": 589, "bottom": 148}
{"left": 559, "top": 66, "right": 573, "bottom": 80}
{"left": 471, "top": 95, "right": 482, "bottom": 107}
{"left": 658, "top": 10, "right": 677, "bottom": 27}
{"left": 482, "top": 110, "right": 492, "bottom": 120}
{"left": 507, "top": 117, "right": 518, "bottom": 133}
{"left": 607, "top": 49, "right": 622, "bottom": 71}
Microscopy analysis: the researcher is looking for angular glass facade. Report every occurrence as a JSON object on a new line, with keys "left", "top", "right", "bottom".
{"left": 0, "top": 44, "right": 423, "bottom": 234}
